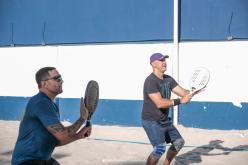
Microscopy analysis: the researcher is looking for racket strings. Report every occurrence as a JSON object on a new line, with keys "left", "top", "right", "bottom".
{"left": 198, "top": 75, "right": 209, "bottom": 86}
{"left": 189, "top": 67, "right": 210, "bottom": 91}
{"left": 191, "top": 71, "right": 200, "bottom": 83}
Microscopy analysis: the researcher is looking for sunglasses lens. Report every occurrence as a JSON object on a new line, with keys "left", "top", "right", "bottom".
{"left": 57, "top": 77, "right": 62, "bottom": 81}
{"left": 53, "top": 75, "right": 62, "bottom": 82}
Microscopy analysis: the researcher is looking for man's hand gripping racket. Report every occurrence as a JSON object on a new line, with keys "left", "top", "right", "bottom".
{"left": 83, "top": 80, "right": 99, "bottom": 136}
{"left": 189, "top": 67, "right": 210, "bottom": 96}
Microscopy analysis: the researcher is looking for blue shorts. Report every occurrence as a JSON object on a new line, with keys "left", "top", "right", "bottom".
{"left": 142, "top": 119, "right": 183, "bottom": 147}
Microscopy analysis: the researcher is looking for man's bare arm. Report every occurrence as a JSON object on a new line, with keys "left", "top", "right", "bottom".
{"left": 148, "top": 92, "right": 174, "bottom": 109}
{"left": 148, "top": 85, "right": 194, "bottom": 109}
{"left": 47, "top": 118, "right": 87, "bottom": 146}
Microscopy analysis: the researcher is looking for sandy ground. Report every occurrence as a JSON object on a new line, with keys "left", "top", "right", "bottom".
{"left": 0, "top": 120, "right": 248, "bottom": 165}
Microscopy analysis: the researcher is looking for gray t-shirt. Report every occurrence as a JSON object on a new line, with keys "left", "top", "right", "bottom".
{"left": 142, "top": 73, "right": 178, "bottom": 121}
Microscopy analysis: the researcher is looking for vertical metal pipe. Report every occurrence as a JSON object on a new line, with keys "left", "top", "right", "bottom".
{"left": 173, "top": 0, "right": 179, "bottom": 125}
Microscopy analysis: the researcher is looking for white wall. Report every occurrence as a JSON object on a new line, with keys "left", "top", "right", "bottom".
{"left": 179, "top": 41, "right": 248, "bottom": 108}
{"left": 0, "top": 47, "right": 59, "bottom": 97}
{"left": 57, "top": 44, "right": 173, "bottom": 100}
{"left": 0, "top": 41, "right": 247, "bottom": 107}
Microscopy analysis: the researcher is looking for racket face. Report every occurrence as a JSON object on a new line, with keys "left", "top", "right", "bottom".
{"left": 189, "top": 67, "right": 210, "bottom": 91}
{"left": 84, "top": 80, "right": 99, "bottom": 119}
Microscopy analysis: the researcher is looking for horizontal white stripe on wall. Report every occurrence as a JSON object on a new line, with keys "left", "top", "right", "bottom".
{"left": 0, "top": 43, "right": 173, "bottom": 99}
{"left": 0, "top": 41, "right": 247, "bottom": 107}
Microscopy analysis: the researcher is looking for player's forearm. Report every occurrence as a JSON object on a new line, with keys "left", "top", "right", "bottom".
{"left": 66, "top": 118, "right": 85, "bottom": 136}
{"left": 56, "top": 132, "right": 83, "bottom": 146}
{"left": 48, "top": 119, "right": 85, "bottom": 146}
{"left": 155, "top": 99, "right": 174, "bottom": 109}
{"left": 157, "top": 98, "right": 183, "bottom": 109}
{"left": 56, "top": 126, "right": 90, "bottom": 146}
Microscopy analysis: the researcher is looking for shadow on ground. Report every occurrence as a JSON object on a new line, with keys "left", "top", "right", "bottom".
{"left": 174, "top": 140, "right": 248, "bottom": 165}
{"left": 0, "top": 150, "right": 71, "bottom": 165}
{"left": 53, "top": 152, "right": 71, "bottom": 159}
{"left": 0, "top": 150, "right": 12, "bottom": 165}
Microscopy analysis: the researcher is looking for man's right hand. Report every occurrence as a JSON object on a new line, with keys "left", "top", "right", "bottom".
{"left": 78, "top": 125, "right": 92, "bottom": 139}
{"left": 180, "top": 94, "right": 193, "bottom": 104}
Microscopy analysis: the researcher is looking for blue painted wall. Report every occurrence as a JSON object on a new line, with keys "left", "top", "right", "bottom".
{"left": 1, "top": 0, "right": 247, "bottom": 47}
{"left": 0, "top": 96, "right": 29, "bottom": 120}
{"left": 0, "top": 96, "right": 247, "bottom": 130}
{"left": 179, "top": 102, "right": 248, "bottom": 130}
{"left": 180, "top": 0, "right": 248, "bottom": 40}
{"left": 0, "top": 0, "right": 173, "bottom": 46}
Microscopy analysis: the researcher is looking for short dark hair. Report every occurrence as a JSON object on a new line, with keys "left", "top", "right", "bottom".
{"left": 35, "top": 67, "right": 56, "bottom": 88}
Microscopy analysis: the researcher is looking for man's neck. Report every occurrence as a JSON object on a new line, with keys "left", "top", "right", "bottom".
{"left": 153, "top": 70, "right": 164, "bottom": 79}
{"left": 39, "top": 89, "right": 56, "bottom": 100}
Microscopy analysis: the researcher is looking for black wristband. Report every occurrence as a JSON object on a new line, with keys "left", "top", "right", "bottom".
{"left": 173, "top": 98, "right": 181, "bottom": 106}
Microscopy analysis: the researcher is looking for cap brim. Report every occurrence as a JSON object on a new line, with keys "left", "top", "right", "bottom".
{"left": 159, "top": 55, "right": 169, "bottom": 60}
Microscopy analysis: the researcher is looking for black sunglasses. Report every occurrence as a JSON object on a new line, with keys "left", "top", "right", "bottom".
{"left": 44, "top": 74, "right": 63, "bottom": 82}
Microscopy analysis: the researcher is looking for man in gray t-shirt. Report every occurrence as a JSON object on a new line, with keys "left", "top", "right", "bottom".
{"left": 142, "top": 73, "right": 178, "bottom": 122}
{"left": 141, "top": 53, "right": 200, "bottom": 165}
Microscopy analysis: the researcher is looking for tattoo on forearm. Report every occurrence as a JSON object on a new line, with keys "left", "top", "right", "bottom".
{"left": 67, "top": 119, "right": 84, "bottom": 135}
{"left": 49, "top": 123, "right": 65, "bottom": 134}
{"left": 49, "top": 119, "right": 84, "bottom": 139}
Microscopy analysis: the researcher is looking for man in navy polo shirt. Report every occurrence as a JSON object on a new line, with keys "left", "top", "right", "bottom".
{"left": 12, "top": 67, "right": 91, "bottom": 165}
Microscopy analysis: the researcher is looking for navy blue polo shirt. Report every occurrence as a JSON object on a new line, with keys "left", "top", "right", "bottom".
{"left": 12, "top": 92, "right": 60, "bottom": 165}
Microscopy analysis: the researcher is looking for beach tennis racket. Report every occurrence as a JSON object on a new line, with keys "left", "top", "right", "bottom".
{"left": 189, "top": 67, "right": 210, "bottom": 94}
{"left": 84, "top": 80, "right": 99, "bottom": 127}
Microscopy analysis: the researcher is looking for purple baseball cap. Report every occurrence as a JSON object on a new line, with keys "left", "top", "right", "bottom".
{"left": 150, "top": 53, "right": 169, "bottom": 64}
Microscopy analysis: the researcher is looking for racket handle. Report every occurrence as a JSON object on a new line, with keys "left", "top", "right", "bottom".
{"left": 86, "top": 120, "right": 91, "bottom": 127}
{"left": 84, "top": 120, "right": 91, "bottom": 137}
